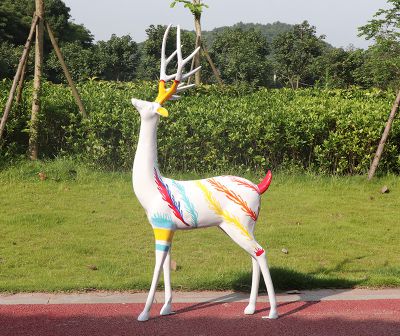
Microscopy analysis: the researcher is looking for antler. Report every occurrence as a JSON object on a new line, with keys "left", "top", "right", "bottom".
{"left": 155, "top": 24, "right": 201, "bottom": 105}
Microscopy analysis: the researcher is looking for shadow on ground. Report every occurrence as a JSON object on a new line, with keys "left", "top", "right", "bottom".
{"left": 230, "top": 266, "right": 360, "bottom": 292}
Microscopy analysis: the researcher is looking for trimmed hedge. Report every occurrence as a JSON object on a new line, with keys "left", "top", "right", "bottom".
{"left": 0, "top": 80, "right": 399, "bottom": 174}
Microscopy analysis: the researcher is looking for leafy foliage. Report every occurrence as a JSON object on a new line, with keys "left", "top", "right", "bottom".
{"left": 211, "top": 28, "right": 272, "bottom": 86}
{"left": 358, "top": 0, "right": 400, "bottom": 41}
{"left": 1, "top": 81, "right": 398, "bottom": 175}
{"left": 46, "top": 42, "right": 100, "bottom": 82}
{"left": 202, "top": 22, "right": 294, "bottom": 48}
{"left": 170, "top": 0, "right": 209, "bottom": 19}
{"left": 272, "top": 21, "right": 326, "bottom": 88}
{"left": 96, "top": 35, "right": 140, "bottom": 81}
{"left": 311, "top": 48, "right": 366, "bottom": 89}
{"left": 357, "top": 0, "right": 400, "bottom": 89}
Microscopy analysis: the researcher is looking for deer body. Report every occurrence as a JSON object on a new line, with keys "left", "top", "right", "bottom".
{"left": 131, "top": 25, "right": 278, "bottom": 322}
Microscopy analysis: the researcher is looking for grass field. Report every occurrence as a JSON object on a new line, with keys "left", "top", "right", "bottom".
{"left": 0, "top": 160, "right": 399, "bottom": 292}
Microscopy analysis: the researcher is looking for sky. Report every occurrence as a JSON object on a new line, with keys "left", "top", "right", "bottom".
{"left": 63, "top": 0, "right": 389, "bottom": 49}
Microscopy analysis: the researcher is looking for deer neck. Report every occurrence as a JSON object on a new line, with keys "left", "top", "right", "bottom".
{"left": 132, "top": 116, "right": 160, "bottom": 201}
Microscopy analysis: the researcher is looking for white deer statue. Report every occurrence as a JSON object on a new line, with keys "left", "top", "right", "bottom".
{"left": 131, "top": 24, "right": 278, "bottom": 322}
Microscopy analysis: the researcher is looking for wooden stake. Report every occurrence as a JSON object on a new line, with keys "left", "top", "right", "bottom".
{"left": 0, "top": 15, "right": 38, "bottom": 141}
{"left": 45, "top": 22, "right": 87, "bottom": 118}
{"left": 16, "top": 46, "right": 30, "bottom": 106}
{"left": 368, "top": 89, "right": 400, "bottom": 180}
{"left": 29, "top": 0, "right": 44, "bottom": 160}
{"left": 193, "top": 0, "right": 202, "bottom": 86}
{"left": 202, "top": 45, "right": 223, "bottom": 86}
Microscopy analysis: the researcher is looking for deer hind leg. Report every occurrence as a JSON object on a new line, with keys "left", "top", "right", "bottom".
{"left": 244, "top": 257, "right": 260, "bottom": 315}
{"left": 219, "top": 222, "right": 278, "bottom": 319}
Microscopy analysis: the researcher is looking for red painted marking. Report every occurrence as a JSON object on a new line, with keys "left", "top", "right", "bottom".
{"left": 255, "top": 247, "right": 265, "bottom": 256}
{"left": 154, "top": 169, "right": 189, "bottom": 226}
{"left": 257, "top": 170, "right": 272, "bottom": 195}
{"left": 0, "top": 300, "right": 399, "bottom": 336}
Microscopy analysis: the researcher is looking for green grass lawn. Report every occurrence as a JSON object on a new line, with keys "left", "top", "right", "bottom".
{"left": 0, "top": 160, "right": 399, "bottom": 292}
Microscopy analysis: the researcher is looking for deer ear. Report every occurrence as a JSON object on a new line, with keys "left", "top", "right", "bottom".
{"left": 156, "top": 107, "right": 169, "bottom": 118}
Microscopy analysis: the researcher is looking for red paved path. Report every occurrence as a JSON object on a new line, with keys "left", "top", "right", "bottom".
{"left": 1, "top": 300, "right": 399, "bottom": 336}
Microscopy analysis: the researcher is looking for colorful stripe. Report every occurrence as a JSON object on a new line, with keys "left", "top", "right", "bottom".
{"left": 208, "top": 178, "right": 258, "bottom": 221}
{"left": 155, "top": 243, "right": 170, "bottom": 252}
{"left": 154, "top": 169, "right": 190, "bottom": 226}
{"left": 230, "top": 177, "right": 260, "bottom": 194}
{"left": 151, "top": 213, "right": 175, "bottom": 229}
{"left": 172, "top": 181, "right": 199, "bottom": 227}
{"left": 153, "top": 228, "right": 174, "bottom": 242}
{"left": 196, "top": 181, "right": 252, "bottom": 240}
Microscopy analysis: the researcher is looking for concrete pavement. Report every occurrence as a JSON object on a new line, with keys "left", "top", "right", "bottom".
{"left": 1, "top": 288, "right": 400, "bottom": 305}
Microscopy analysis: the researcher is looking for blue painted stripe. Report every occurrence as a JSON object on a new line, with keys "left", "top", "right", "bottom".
{"left": 155, "top": 244, "right": 170, "bottom": 252}
{"left": 151, "top": 214, "right": 175, "bottom": 229}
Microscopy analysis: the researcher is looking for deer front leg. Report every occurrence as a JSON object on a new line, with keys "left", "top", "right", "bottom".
{"left": 160, "top": 250, "right": 174, "bottom": 316}
{"left": 244, "top": 257, "right": 260, "bottom": 315}
{"left": 138, "top": 249, "right": 169, "bottom": 322}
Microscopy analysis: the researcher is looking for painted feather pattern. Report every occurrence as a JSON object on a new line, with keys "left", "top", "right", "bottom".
{"left": 196, "top": 181, "right": 252, "bottom": 240}
{"left": 207, "top": 178, "right": 258, "bottom": 221}
{"left": 172, "top": 181, "right": 199, "bottom": 227}
{"left": 150, "top": 213, "right": 176, "bottom": 229}
{"left": 230, "top": 177, "right": 260, "bottom": 194}
{"left": 154, "top": 169, "right": 190, "bottom": 226}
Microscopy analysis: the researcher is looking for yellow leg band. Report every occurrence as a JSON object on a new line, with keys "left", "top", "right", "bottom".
{"left": 153, "top": 228, "right": 174, "bottom": 242}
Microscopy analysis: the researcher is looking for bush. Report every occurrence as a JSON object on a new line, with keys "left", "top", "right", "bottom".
{"left": 0, "top": 80, "right": 398, "bottom": 175}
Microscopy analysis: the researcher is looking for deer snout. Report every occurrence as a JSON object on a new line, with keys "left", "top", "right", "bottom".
{"left": 131, "top": 98, "right": 144, "bottom": 111}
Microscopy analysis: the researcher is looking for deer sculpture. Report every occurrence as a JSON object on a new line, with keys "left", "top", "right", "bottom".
{"left": 131, "top": 24, "right": 278, "bottom": 322}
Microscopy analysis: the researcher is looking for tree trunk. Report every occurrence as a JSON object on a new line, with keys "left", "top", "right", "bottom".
{"left": 29, "top": 0, "right": 44, "bottom": 160}
{"left": 193, "top": 1, "right": 202, "bottom": 86}
{"left": 0, "top": 15, "right": 38, "bottom": 141}
{"left": 368, "top": 89, "right": 400, "bottom": 180}
{"left": 45, "top": 22, "right": 87, "bottom": 118}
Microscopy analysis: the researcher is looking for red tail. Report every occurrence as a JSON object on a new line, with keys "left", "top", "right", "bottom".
{"left": 257, "top": 170, "right": 272, "bottom": 195}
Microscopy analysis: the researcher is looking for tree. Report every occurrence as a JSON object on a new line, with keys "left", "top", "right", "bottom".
{"left": 358, "top": 0, "right": 400, "bottom": 89}
{"left": 358, "top": 0, "right": 400, "bottom": 179}
{"left": 170, "top": 0, "right": 208, "bottom": 85}
{"left": 46, "top": 42, "right": 98, "bottom": 82}
{"left": 0, "top": 0, "right": 93, "bottom": 50}
{"left": 312, "top": 47, "right": 366, "bottom": 88}
{"left": 95, "top": 35, "right": 139, "bottom": 81}
{"left": 211, "top": 28, "right": 272, "bottom": 86}
{"left": 272, "top": 21, "right": 325, "bottom": 89}
{"left": 0, "top": 42, "right": 25, "bottom": 80}
{"left": 358, "top": 0, "right": 400, "bottom": 41}
{"left": 170, "top": 0, "right": 222, "bottom": 85}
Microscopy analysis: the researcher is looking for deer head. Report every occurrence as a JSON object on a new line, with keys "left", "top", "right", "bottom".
{"left": 131, "top": 24, "right": 201, "bottom": 120}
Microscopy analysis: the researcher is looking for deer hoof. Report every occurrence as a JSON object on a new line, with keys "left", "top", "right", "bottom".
{"left": 160, "top": 303, "right": 174, "bottom": 316}
{"left": 137, "top": 311, "right": 150, "bottom": 322}
{"left": 244, "top": 304, "right": 256, "bottom": 315}
{"left": 262, "top": 310, "right": 278, "bottom": 320}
